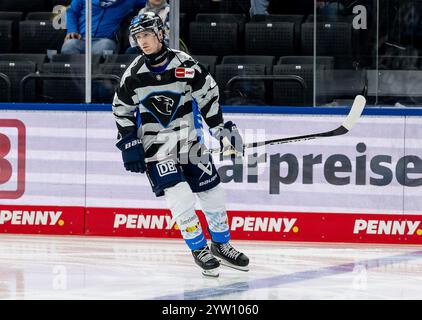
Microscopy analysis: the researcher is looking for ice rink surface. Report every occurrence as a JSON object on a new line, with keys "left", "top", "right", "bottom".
{"left": 0, "top": 234, "right": 421, "bottom": 300}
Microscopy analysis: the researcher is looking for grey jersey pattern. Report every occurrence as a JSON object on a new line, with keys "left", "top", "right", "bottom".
{"left": 112, "top": 49, "right": 223, "bottom": 163}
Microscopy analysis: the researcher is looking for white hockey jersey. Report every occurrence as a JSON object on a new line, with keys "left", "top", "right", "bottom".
{"left": 112, "top": 49, "right": 223, "bottom": 163}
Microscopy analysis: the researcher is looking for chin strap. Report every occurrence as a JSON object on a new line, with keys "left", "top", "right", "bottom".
{"left": 144, "top": 45, "right": 168, "bottom": 66}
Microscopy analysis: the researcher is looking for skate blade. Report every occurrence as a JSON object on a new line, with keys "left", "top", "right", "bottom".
{"left": 218, "top": 259, "right": 249, "bottom": 272}
{"left": 202, "top": 267, "right": 220, "bottom": 278}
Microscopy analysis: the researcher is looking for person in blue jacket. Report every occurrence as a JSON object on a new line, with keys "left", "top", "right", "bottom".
{"left": 62, "top": 0, "right": 146, "bottom": 55}
{"left": 250, "top": 0, "right": 270, "bottom": 17}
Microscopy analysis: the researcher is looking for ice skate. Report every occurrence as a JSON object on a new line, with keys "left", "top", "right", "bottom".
{"left": 211, "top": 242, "right": 249, "bottom": 272}
{"left": 192, "top": 245, "right": 220, "bottom": 277}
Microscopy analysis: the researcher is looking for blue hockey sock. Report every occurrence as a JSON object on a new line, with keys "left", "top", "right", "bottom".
{"left": 204, "top": 210, "right": 230, "bottom": 244}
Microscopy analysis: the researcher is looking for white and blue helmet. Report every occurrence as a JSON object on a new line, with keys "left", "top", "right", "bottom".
{"left": 129, "top": 11, "right": 164, "bottom": 40}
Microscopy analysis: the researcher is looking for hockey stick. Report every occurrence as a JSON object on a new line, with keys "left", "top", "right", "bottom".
{"left": 206, "top": 95, "right": 366, "bottom": 155}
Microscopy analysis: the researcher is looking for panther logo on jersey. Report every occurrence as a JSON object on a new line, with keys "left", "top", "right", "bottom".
{"left": 141, "top": 92, "right": 182, "bottom": 127}
{"left": 151, "top": 95, "right": 174, "bottom": 116}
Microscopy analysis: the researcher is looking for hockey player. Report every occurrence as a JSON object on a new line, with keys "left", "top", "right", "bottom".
{"left": 112, "top": 12, "right": 249, "bottom": 277}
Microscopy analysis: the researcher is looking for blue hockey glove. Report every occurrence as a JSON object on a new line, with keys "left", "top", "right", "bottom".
{"left": 116, "top": 133, "right": 146, "bottom": 173}
{"left": 211, "top": 121, "right": 244, "bottom": 158}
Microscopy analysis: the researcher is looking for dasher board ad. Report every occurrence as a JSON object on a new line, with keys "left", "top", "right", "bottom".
{"left": 0, "top": 110, "right": 421, "bottom": 243}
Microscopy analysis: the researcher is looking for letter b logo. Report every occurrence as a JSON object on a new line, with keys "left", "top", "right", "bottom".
{"left": 0, "top": 133, "right": 12, "bottom": 184}
{"left": 0, "top": 120, "right": 25, "bottom": 199}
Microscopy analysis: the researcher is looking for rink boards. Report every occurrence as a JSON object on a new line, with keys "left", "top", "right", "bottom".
{"left": 0, "top": 108, "right": 421, "bottom": 244}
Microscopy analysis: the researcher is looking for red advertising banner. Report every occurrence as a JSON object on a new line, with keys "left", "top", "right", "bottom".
{"left": 0, "top": 205, "right": 85, "bottom": 235}
{"left": 85, "top": 207, "right": 422, "bottom": 245}
{"left": 0, "top": 204, "right": 421, "bottom": 244}
{"left": 85, "top": 207, "right": 183, "bottom": 238}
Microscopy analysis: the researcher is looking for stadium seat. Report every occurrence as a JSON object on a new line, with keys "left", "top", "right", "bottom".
{"left": 41, "top": 61, "right": 118, "bottom": 103}
{"left": 180, "top": 0, "right": 211, "bottom": 20}
{"left": 221, "top": 56, "right": 275, "bottom": 104}
{"left": 306, "top": 14, "right": 354, "bottom": 23}
{"left": 0, "top": 12, "right": 23, "bottom": 52}
{"left": 19, "top": 20, "right": 66, "bottom": 53}
{"left": 278, "top": 56, "right": 335, "bottom": 70}
{"left": 50, "top": 54, "right": 103, "bottom": 72}
{"left": 195, "top": 14, "right": 247, "bottom": 53}
{"left": 41, "top": 62, "right": 85, "bottom": 75}
{"left": 189, "top": 22, "right": 239, "bottom": 56}
{"left": 215, "top": 63, "right": 266, "bottom": 105}
{"left": 250, "top": 15, "right": 304, "bottom": 51}
{"left": 195, "top": 13, "right": 247, "bottom": 38}
{"left": 26, "top": 12, "right": 56, "bottom": 21}
{"left": 0, "top": 11, "right": 24, "bottom": 22}
{"left": 0, "top": 72, "right": 10, "bottom": 101}
{"left": 0, "top": 60, "right": 36, "bottom": 102}
{"left": 272, "top": 64, "right": 314, "bottom": 106}
{"left": 104, "top": 54, "right": 138, "bottom": 64}
{"left": 0, "top": 0, "right": 45, "bottom": 13}
{"left": 95, "top": 64, "right": 122, "bottom": 103}
{"left": 245, "top": 22, "right": 295, "bottom": 57}
{"left": 50, "top": 54, "right": 99, "bottom": 63}
{"left": 192, "top": 55, "right": 218, "bottom": 77}
{"left": 251, "top": 14, "right": 304, "bottom": 23}
{"left": 0, "top": 21, "right": 13, "bottom": 53}
{"left": 301, "top": 22, "right": 353, "bottom": 67}
{"left": 222, "top": 55, "right": 275, "bottom": 75}
{"left": 41, "top": 62, "right": 85, "bottom": 103}
{"left": 0, "top": 53, "right": 47, "bottom": 68}
{"left": 99, "top": 63, "right": 128, "bottom": 79}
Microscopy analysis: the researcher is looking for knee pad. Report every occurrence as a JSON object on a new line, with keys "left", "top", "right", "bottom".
{"left": 164, "top": 182, "right": 207, "bottom": 250}
{"left": 164, "top": 182, "right": 196, "bottom": 219}
{"left": 196, "top": 184, "right": 226, "bottom": 213}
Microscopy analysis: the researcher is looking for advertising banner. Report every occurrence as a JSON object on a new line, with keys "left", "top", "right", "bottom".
{"left": 0, "top": 204, "right": 84, "bottom": 234}
{"left": 1, "top": 110, "right": 421, "bottom": 244}
{"left": 0, "top": 111, "right": 86, "bottom": 234}
{"left": 85, "top": 207, "right": 422, "bottom": 244}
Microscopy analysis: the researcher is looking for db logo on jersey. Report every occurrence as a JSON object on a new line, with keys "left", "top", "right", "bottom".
{"left": 157, "top": 160, "right": 177, "bottom": 177}
{"left": 0, "top": 120, "right": 25, "bottom": 199}
{"left": 175, "top": 67, "right": 195, "bottom": 79}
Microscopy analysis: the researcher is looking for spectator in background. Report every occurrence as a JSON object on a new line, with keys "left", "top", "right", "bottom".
{"left": 316, "top": 1, "right": 345, "bottom": 16}
{"left": 126, "top": 0, "right": 170, "bottom": 54}
{"left": 250, "top": 0, "right": 269, "bottom": 18}
{"left": 62, "top": 0, "right": 146, "bottom": 55}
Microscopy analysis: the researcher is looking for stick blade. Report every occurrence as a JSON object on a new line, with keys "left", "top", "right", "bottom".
{"left": 342, "top": 95, "right": 366, "bottom": 131}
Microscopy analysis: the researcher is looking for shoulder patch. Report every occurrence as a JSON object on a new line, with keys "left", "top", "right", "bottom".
{"left": 175, "top": 67, "right": 195, "bottom": 79}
